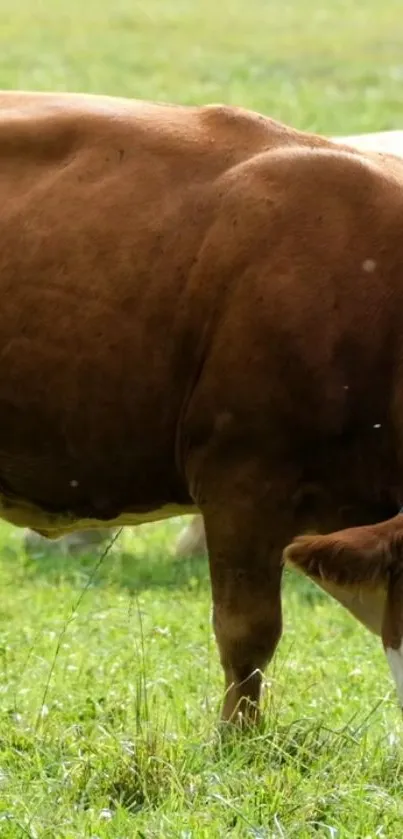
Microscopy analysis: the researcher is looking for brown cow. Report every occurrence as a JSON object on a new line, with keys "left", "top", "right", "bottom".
{"left": 27, "top": 131, "right": 403, "bottom": 564}
{"left": 2, "top": 91, "right": 403, "bottom": 723}
{"left": 175, "top": 128, "right": 403, "bottom": 562}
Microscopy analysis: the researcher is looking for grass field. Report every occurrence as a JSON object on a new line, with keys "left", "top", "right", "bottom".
{"left": 1, "top": 0, "right": 403, "bottom": 835}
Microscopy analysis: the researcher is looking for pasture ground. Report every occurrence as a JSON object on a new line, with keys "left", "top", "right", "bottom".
{"left": 1, "top": 0, "right": 403, "bottom": 835}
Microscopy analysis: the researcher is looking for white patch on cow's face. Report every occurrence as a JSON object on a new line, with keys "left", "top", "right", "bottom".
{"left": 285, "top": 555, "right": 386, "bottom": 636}
{"left": 386, "top": 641, "right": 403, "bottom": 706}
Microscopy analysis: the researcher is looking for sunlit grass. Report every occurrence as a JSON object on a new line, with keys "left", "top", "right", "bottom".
{"left": 0, "top": 521, "right": 402, "bottom": 836}
{"left": 1, "top": 0, "right": 403, "bottom": 134}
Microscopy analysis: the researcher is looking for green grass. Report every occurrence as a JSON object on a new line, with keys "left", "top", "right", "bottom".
{"left": 1, "top": 0, "right": 403, "bottom": 834}
{"left": 0, "top": 522, "right": 402, "bottom": 837}
{"left": 2, "top": 0, "right": 403, "bottom": 133}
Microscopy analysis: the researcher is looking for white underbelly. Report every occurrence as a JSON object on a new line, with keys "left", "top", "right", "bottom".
{"left": 0, "top": 492, "right": 197, "bottom": 538}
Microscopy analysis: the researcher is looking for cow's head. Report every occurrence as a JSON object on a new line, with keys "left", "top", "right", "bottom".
{"left": 285, "top": 514, "right": 403, "bottom": 710}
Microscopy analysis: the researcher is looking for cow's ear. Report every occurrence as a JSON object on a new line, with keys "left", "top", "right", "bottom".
{"left": 284, "top": 518, "right": 403, "bottom": 587}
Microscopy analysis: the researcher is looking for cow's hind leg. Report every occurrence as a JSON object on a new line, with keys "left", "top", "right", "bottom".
{"left": 198, "top": 465, "right": 291, "bottom": 724}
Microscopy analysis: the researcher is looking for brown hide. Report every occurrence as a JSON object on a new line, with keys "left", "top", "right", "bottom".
{"left": 3, "top": 91, "right": 403, "bottom": 720}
